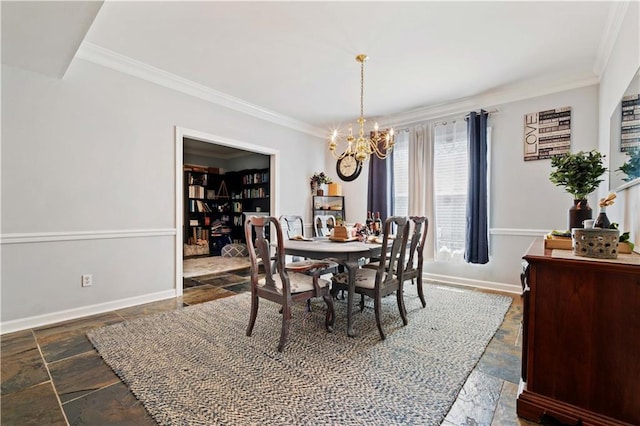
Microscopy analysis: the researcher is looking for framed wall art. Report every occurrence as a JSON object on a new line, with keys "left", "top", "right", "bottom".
{"left": 524, "top": 106, "right": 571, "bottom": 161}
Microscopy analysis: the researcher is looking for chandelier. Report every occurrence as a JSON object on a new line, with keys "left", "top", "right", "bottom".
{"left": 328, "top": 54, "right": 395, "bottom": 162}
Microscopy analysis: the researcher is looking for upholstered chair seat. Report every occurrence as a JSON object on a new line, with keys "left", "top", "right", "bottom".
{"left": 259, "top": 272, "right": 331, "bottom": 294}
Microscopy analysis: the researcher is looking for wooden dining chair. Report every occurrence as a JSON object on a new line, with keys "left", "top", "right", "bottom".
{"left": 314, "top": 214, "right": 336, "bottom": 237}
{"left": 403, "top": 216, "right": 429, "bottom": 308}
{"left": 245, "top": 215, "right": 335, "bottom": 352}
{"left": 279, "top": 214, "right": 339, "bottom": 281}
{"left": 331, "top": 216, "right": 410, "bottom": 340}
{"left": 280, "top": 215, "right": 305, "bottom": 239}
{"left": 279, "top": 215, "right": 306, "bottom": 264}
{"left": 363, "top": 216, "right": 428, "bottom": 308}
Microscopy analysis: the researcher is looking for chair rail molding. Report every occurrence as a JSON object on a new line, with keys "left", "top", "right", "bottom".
{"left": 489, "top": 228, "right": 548, "bottom": 237}
{"left": 0, "top": 228, "right": 176, "bottom": 244}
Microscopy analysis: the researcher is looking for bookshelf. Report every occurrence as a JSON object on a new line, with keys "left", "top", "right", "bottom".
{"left": 312, "top": 195, "right": 345, "bottom": 222}
{"left": 184, "top": 166, "right": 270, "bottom": 257}
{"left": 241, "top": 169, "right": 270, "bottom": 214}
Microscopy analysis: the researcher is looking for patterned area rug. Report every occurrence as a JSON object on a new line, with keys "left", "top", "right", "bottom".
{"left": 183, "top": 256, "right": 250, "bottom": 278}
{"left": 88, "top": 284, "right": 511, "bottom": 425}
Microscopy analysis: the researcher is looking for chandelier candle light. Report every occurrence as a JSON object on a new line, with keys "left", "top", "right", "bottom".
{"left": 329, "top": 54, "right": 395, "bottom": 162}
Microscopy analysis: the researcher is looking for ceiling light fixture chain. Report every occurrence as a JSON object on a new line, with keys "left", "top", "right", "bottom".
{"left": 329, "top": 54, "right": 395, "bottom": 162}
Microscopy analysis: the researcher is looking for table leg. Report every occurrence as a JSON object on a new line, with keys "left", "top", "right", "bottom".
{"left": 343, "top": 259, "right": 359, "bottom": 337}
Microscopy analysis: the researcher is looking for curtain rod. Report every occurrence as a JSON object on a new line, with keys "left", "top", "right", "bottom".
{"left": 392, "top": 108, "right": 498, "bottom": 131}
{"left": 433, "top": 109, "right": 499, "bottom": 128}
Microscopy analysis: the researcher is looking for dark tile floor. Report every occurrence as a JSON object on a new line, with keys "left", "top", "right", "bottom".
{"left": 1, "top": 270, "right": 535, "bottom": 425}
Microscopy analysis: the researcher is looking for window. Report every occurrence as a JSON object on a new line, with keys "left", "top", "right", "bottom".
{"left": 392, "top": 131, "right": 409, "bottom": 217}
{"left": 433, "top": 121, "right": 468, "bottom": 262}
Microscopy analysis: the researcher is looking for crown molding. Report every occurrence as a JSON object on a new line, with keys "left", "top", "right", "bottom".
{"left": 75, "top": 42, "right": 326, "bottom": 138}
{"left": 593, "top": 1, "right": 630, "bottom": 77}
{"left": 376, "top": 74, "right": 599, "bottom": 128}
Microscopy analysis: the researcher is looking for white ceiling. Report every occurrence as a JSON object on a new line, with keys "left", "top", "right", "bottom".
{"left": 2, "top": 1, "right": 621, "bottom": 135}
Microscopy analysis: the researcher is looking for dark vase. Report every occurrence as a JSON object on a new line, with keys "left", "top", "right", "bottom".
{"left": 569, "top": 199, "right": 592, "bottom": 229}
{"left": 594, "top": 208, "right": 611, "bottom": 229}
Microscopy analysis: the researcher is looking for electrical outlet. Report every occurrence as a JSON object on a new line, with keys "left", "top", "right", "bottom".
{"left": 81, "top": 274, "right": 93, "bottom": 287}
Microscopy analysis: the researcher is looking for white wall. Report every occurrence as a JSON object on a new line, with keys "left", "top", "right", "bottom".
{"left": 598, "top": 1, "right": 640, "bottom": 248}
{"left": 333, "top": 85, "right": 599, "bottom": 291}
{"left": 1, "top": 58, "right": 326, "bottom": 330}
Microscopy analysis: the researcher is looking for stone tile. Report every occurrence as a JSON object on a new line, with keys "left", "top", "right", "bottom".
{"left": 33, "top": 311, "right": 124, "bottom": 339}
{"left": 1, "top": 330, "right": 50, "bottom": 395}
{"left": 49, "top": 351, "right": 121, "bottom": 403}
{"left": 63, "top": 381, "right": 156, "bottom": 426}
{"left": 225, "top": 280, "right": 252, "bottom": 294}
{"left": 233, "top": 268, "right": 251, "bottom": 277}
{"left": 444, "top": 370, "right": 503, "bottom": 425}
{"left": 495, "top": 303, "right": 523, "bottom": 345}
{"left": 1, "top": 347, "right": 49, "bottom": 395}
{"left": 1, "top": 381, "right": 67, "bottom": 426}
{"left": 476, "top": 336, "right": 522, "bottom": 384}
{"left": 182, "top": 284, "right": 236, "bottom": 305}
{"left": 194, "top": 272, "right": 251, "bottom": 287}
{"left": 34, "top": 312, "right": 124, "bottom": 363}
{"left": 492, "top": 381, "right": 539, "bottom": 426}
{"left": 1, "top": 329, "right": 37, "bottom": 356}
{"left": 116, "top": 297, "right": 185, "bottom": 320}
{"left": 183, "top": 277, "right": 203, "bottom": 288}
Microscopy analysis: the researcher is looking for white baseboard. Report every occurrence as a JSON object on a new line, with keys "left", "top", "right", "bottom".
{"left": 423, "top": 273, "right": 521, "bottom": 295}
{"left": 1, "top": 289, "right": 177, "bottom": 335}
{"left": 1, "top": 274, "right": 521, "bottom": 334}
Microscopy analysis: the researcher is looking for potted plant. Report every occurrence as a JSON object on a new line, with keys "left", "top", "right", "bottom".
{"left": 310, "top": 172, "right": 333, "bottom": 195}
{"left": 549, "top": 150, "right": 607, "bottom": 229}
{"left": 617, "top": 149, "right": 640, "bottom": 182}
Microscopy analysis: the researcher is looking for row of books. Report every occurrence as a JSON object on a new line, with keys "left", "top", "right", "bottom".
{"left": 188, "top": 185, "right": 205, "bottom": 199}
{"left": 242, "top": 188, "right": 268, "bottom": 198}
{"left": 242, "top": 172, "right": 269, "bottom": 185}
{"left": 188, "top": 199, "right": 212, "bottom": 213}
{"left": 188, "top": 227, "right": 210, "bottom": 245}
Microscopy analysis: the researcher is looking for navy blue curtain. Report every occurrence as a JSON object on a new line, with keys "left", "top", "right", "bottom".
{"left": 367, "top": 150, "right": 395, "bottom": 223}
{"left": 465, "top": 110, "right": 489, "bottom": 264}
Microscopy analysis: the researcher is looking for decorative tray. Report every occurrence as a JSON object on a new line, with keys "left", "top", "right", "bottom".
{"left": 544, "top": 236, "right": 572, "bottom": 250}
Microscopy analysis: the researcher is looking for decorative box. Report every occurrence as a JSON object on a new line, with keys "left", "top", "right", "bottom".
{"left": 572, "top": 228, "right": 620, "bottom": 259}
{"left": 328, "top": 183, "right": 342, "bottom": 196}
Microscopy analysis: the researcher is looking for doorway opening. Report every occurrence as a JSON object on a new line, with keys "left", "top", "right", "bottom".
{"left": 175, "top": 127, "right": 278, "bottom": 296}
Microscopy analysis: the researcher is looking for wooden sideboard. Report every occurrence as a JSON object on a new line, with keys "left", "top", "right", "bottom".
{"left": 517, "top": 239, "right": 640, "bottom": 426}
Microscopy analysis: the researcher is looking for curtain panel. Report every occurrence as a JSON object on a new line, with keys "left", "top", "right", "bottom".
{"left": 409, "top": 124, "right": 436, "bottom": 260}
{"left": 367, "top": 151, "right": 395, "bottom": 222}
{"left": 465, "top": 110, "right": 489, "bottom": 264}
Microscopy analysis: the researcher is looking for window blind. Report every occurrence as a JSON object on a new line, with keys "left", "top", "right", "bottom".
{"left": 434, "top": 120, "right": 468, "bottom": 262}
{"left": 392, "top": 131, "right": 409, "bottom": 217}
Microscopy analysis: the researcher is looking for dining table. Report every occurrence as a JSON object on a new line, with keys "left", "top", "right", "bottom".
{"left": 283, "top": 237, "right": 386, "bottom": 337}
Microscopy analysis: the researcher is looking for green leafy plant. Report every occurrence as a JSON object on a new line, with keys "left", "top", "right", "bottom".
{"left": 549, "top": 150, "right": 607, "bottom": 200}
{"left": 310, "top": 172, "right": 332, "bottom": 186}
{"left": 609, "top": 223, "right": 635, "bottom": 251}
{"left": 617, "top": 149, "right": 640, "bottom": 182}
